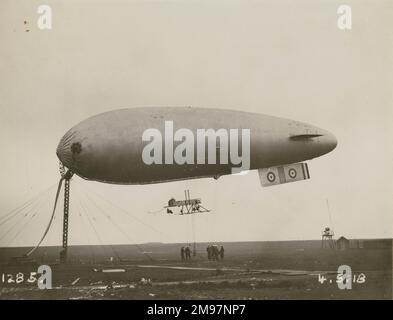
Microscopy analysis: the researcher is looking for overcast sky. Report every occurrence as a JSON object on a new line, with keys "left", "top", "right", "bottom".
{"left": 0, "top": 0, "right": 392, "bottom": 247}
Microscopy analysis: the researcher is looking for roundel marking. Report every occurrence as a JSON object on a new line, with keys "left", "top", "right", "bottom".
{"left": 288, "top": 168, "right": 297, "bottom": 179}
{"left": 267, "top": 172, "right": 276, "bottom": 182}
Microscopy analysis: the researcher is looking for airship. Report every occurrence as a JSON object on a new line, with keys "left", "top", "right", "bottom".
{"left": 56, "top": 107, "right": 337, "bottom": 187}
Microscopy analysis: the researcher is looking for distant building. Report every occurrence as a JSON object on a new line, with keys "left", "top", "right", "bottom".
{"left": 349, "top": 239, "right": 364, "bottom": 249}
{"left": 337, "top": 238, "right": 391, "bottom": 250}
{"left": 362, "top": 239, "right": 392, "bottom": 249}
{"left": 336, "top": 236, "right": 350, "bottom": 250}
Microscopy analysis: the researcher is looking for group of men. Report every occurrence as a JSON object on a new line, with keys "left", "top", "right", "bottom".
{"left": 207, "top": 244, "right": 224, "bottom": 261}
{"left": 180, "top": 244, "right": 225, "bottom": 261}
{"left": 180, "top": 246, "right": 192, "bottom": 260}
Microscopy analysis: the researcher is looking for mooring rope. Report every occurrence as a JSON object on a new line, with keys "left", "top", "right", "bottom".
{"left": 24, "top": 176, "right": 64, "bottom": 257}
{"left": 146, "top": 207, "right": 166, "bottom": 214}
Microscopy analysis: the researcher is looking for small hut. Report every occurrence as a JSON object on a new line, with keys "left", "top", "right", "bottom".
{"left": 336, "top": 236, "right": 350, "bottom": 250}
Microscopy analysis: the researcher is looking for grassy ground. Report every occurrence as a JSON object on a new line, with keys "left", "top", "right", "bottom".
{"left": 0, "top": 242, "right": 391, "bottom": 299}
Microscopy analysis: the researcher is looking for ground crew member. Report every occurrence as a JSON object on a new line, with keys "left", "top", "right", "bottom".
{"left": 185, "top": 246, "right": 191, "bottom": 260}
{"left": 219, "top": 246, "right": 224, "bottom": 260}
{"left": 207, "top": 245, "right": 211, "bottom": 260}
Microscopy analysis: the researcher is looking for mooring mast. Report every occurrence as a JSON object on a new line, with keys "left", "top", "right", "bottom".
{"left": 60, "top": 170, "right": 73, "bottom": 263}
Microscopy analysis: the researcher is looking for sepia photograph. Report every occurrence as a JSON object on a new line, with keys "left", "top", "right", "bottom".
{"left": 0, "top": 0, "right": 392, "bottom": 305}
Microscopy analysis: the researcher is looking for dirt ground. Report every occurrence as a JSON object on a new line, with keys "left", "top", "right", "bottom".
{"left": 1, "top": 245, "right": 392, "bottom": 300}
